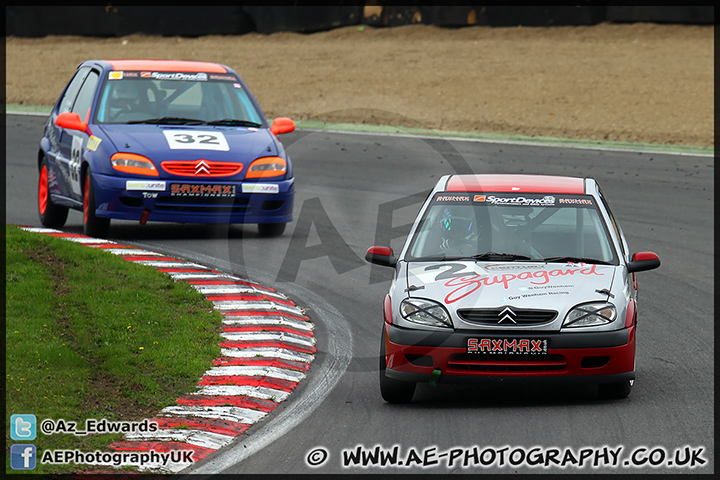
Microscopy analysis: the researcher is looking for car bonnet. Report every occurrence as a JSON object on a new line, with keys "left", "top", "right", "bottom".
{"left": 403, "top": 260, "right": 618, "bottom": 328}
{"left": 97, "top": 124, "right": 279, "bottom": 164}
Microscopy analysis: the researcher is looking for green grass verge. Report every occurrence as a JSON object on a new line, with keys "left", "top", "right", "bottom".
{"left": 5, "top": 225, "right": 223, "bottom": 474}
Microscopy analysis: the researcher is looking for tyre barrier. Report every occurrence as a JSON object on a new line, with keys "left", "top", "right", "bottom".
{"left": 19, "top": 227, "right": 316, "bottom": 474}
{"left": 6, "top": 6, "right": 713, "bottom": 37}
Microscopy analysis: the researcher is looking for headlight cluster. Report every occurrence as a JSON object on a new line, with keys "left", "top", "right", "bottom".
{"left": 400, "top": 298, "right": 452, "bottom": 328}
{"left": 246, "top": 156, "right": 287, "bottom": 178}
{"left": 111, "top": 153, "right": 158, "bottom": 176}
{"left": 563, "top": 302, "right": 616, "bottom": 328}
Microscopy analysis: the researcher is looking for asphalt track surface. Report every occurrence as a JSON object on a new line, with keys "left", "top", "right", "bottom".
{"left": 5, "top": 113, "right": 714, "bottom": 474}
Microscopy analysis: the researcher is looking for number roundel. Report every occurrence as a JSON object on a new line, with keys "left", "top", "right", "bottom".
{"left": 162, "top": 130, "right": 229, "bottom": 151}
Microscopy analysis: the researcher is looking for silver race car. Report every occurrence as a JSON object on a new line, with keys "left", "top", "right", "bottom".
{"left": 366, "top": 174, "right": 660, "bottom": 403}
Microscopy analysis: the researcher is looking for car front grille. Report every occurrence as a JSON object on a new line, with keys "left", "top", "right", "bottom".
{"left": 154, "top": 195, "right": 249, "bottom": 214}
{"left": 161, "top": 160, "right": 243, "bottom": 177}
{"left": 457, "top": 307, "right": 557, "bottom": 326}
{"left": 447, "top": 353, "right": 566, "bottom": 373}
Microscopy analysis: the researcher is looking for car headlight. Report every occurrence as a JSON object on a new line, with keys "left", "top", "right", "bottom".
{"left": 563, "top": 302, "right": 617, "bottom": 328}
{"left": 246, "top": 156, "right": 287, "bottom": 178}
{"left": 400, "top": 298, "right": 452, "bottom": 328}
{"left": 111, "top": 153, "right": 158, "bottom": 177}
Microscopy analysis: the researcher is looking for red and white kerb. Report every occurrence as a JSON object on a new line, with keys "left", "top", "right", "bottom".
{"left": 19, "top": 227, "right": 315, "bottom": 473}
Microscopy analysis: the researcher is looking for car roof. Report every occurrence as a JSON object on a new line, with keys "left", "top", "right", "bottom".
{"left": 444, "top": 174, "right": 586, "bottom": 194}
{"left": 102, "top": 59, "right": 229, "bottom": 73}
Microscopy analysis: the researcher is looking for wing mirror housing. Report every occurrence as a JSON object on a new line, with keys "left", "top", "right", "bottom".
{"left": 365, "top": 246, "right": 397, "bottom": 268}
{"left": 55, "top": 112, "right": 88, "bottom": 133}
{"left": 270, "top": 117, "right": 295, "bottom": 135}
{"left": 627, "top": 251, "right": 660, "bottom": 273}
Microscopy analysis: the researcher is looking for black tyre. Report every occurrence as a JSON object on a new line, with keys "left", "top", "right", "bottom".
{"left": 83, "top": 168, "right": 110, "bottom": 238}
{"left": 258, "top": 222, "right": 286, "bottom": 237}
{"left": 598, "top": 379, "right": 632, "bottom": 400}
{"left": 38, "top": 158, "right": 69, "bottom": 228}
{"left": 379, "top": 334, "right": 416, "bottom": 403}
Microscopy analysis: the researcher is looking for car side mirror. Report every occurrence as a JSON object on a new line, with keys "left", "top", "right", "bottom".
{"left": 55, "top": 112, "right": 88, "bottom": 133}
{"left": 270, "top": 117, "right": 295, "bottom": 135}
{"left": 365, "top": 246, "right": 397, "bottom": 268}
{"left": 627, "top": 251, "right": 660, "bottom": 273}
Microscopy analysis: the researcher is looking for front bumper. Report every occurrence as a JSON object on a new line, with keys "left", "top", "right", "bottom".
{"left": 91, "top": 173, "right": 294, "bottom": 224}
{"left": 383, "top": 323, "right": 635, "bottom": 385}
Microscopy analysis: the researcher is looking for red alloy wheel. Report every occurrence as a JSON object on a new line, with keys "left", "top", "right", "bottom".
{"left": 38, "top": 165, "right": 49, "bottom": 215}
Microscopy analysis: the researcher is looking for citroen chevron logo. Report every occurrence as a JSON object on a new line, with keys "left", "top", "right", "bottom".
{"left": 195, "top": 160, "right": 211, "bottom": 175}
{"left": 498, "top": 306, "right": 517, "bottom": 324}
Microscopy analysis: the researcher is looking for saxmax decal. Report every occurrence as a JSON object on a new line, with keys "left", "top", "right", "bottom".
{"left": 171, "top": 184, "right": 236, "bottom": 197}
{"left": 558, "top": 197, "right": 594, "bottom": 205}
{"left": 435, "top": 195, "right": 470, "bottom": 202}
{"left": 467, "top": 338, "right": 548, "bottom": 354}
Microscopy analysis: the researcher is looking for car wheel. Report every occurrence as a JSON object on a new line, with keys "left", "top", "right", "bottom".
{"left": 258, "top": 222, "right": 286, "bottom": 237}
{"left": 598, "top": 379, "right": 632, "bottom": 400}
{"left": 38, "top": 158, "right": 69, "bottom": 228}
{"left": 83, "top": 168, "right": 110, "bottom": 238}
{"left": 379, "top": 334, "right": 416, "bottom": 403}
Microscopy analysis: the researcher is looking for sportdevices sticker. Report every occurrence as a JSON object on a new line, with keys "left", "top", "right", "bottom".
{"left": 163, "top": 130, "right": 229, "bottom": 151}
{"left": 475, "top": 195, "right": 556, "bottom": 206}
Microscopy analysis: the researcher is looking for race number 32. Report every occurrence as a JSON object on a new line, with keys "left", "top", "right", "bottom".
{"left": 163, "top": 130, "right": 229, "bottom": 151}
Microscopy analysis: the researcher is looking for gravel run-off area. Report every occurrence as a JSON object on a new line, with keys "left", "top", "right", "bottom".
{"left": 5, "top": 23, "right": 714, "bottom": 149}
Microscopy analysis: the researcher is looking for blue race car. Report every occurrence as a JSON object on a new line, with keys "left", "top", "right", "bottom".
{"left": 38, "top": 59, "right": 296, "bottom": 238}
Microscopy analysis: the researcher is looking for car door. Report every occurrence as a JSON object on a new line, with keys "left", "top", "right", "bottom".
{"left": 55, "top": 67, "right": 100, "bottom": 201}
{"left": 46, "top": 66, "right": 90, "bottom": 198}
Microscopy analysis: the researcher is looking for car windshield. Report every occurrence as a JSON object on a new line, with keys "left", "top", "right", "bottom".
{"left": 406, "top": 192, "right": 618, "bottom": 264}
{"left": 94, "top": 73, "right": 264, "bottom": 126}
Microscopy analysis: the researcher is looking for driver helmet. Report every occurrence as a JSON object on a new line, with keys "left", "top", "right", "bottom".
{"left": 439, "top": 207, "right": 478, "bottom": 250}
